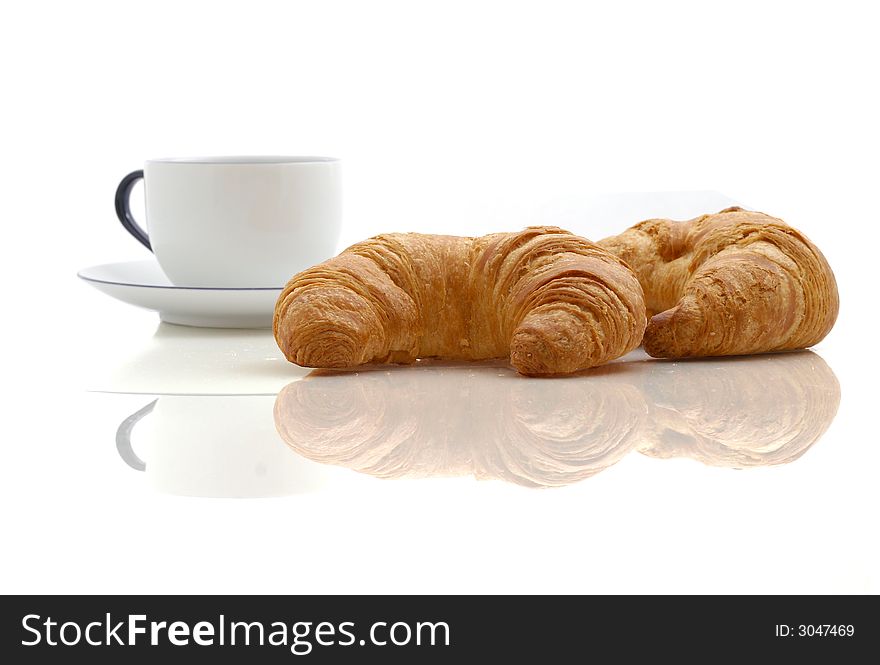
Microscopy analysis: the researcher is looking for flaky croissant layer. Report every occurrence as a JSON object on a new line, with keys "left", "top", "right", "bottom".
{"left": 598, "top": 207, "right": 839, "bottom": 358}
{"left": 274, "top": 227, "right": 647, "bottom": 375}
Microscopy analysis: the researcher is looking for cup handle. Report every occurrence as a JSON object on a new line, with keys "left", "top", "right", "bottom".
{"left": 116, "top": 399, "right": 157, "bottom": 471}
{"left": 114, "top": 169, "right": 152, "bottom": 251}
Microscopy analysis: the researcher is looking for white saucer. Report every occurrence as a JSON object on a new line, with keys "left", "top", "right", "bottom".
{"left": 78, "top": 260, "right": 282, "bottom": 328}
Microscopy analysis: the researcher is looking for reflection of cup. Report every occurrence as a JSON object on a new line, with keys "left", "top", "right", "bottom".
{"left": 274, "top": 363, "right": 645, "bottom": 488}
{"left": 117, "top": 395, "right": 327, "bottom": 497}
{"left": 636, "top": 351, "right": 841, "bottom": 468}
{"left": 114, "top": 156, "right": 341, "bottom": 287}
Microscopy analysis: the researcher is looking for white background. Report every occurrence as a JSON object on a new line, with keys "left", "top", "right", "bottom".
{"left": 0, "top": 0, "right": 877, "bottom": 593}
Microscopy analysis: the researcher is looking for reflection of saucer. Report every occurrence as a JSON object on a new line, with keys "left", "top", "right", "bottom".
{"left": 93, "top": 323, "right": 304, "bottom": 395}
{"left": 78, "top": 260, "right": 281, "bottom": 328}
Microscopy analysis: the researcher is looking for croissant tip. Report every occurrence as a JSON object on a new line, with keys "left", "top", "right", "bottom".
{"left": 643, "top": 304, "right": 702, "bottom": 358}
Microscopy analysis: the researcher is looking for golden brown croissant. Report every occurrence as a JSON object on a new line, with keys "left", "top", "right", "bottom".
{"left": 598, "top": 208, "right": 838, "bottom": 358}
{"left": 274, "top": 227, "right": 646, "bottom": 375}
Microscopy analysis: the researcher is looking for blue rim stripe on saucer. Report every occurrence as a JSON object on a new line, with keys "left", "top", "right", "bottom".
{"left": 76, "top": 272, "right": 282, "bottom": 291}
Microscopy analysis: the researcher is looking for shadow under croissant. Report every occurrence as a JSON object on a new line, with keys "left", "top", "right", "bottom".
{"left": 273, "top": 351, "right": 840, "bottom": 489}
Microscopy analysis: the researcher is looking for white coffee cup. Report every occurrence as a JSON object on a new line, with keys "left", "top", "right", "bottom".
{"left": 114, "top": 156, "right": 341, "bottom": 287}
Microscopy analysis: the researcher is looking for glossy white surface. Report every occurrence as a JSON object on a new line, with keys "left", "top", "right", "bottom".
{"left": 78, "top": 261, "right": 281, "bottom": 328}
{"left": 89, "top": 323, "right": 302, "bottom": 394}
{"left": 20, "top": 320, "right": 872, "bottom": 595}
{"left": 142, "top": 157, "right": 341, "bottom": 287}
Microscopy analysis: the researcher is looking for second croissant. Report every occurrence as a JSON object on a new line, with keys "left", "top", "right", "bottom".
{"left": 599, "top": 207, "right": 838, "bottom": 358}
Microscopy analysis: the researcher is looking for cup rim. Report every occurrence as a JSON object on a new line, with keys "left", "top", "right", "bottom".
{"left": 146, "top": 156, "right": 339, "bottom": 165}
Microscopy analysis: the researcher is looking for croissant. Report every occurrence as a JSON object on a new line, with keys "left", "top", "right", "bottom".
{"left": 598, "top": 207, "right": 838, "bottom": 357}
{"left": 274, "top": 227, "right": 646, "bottom": 375}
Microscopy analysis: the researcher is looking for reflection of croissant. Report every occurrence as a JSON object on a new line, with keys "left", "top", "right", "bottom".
{"left": 477, "top": 374, "right": 644, "bottom": 486}
{"left": 637, "top": 351, "right": 840, "bottom": 467}
{"left": 274, "top": 227, "right": 646, "bottom": 375}
{"left": 275, "top": 351, "right": 840, "bottom": 484}
{"left": 274, "top": 364, "right": 644, "bottom": 488}
{"left": 599, "top": 208, "right": 838, "bottom": 357}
